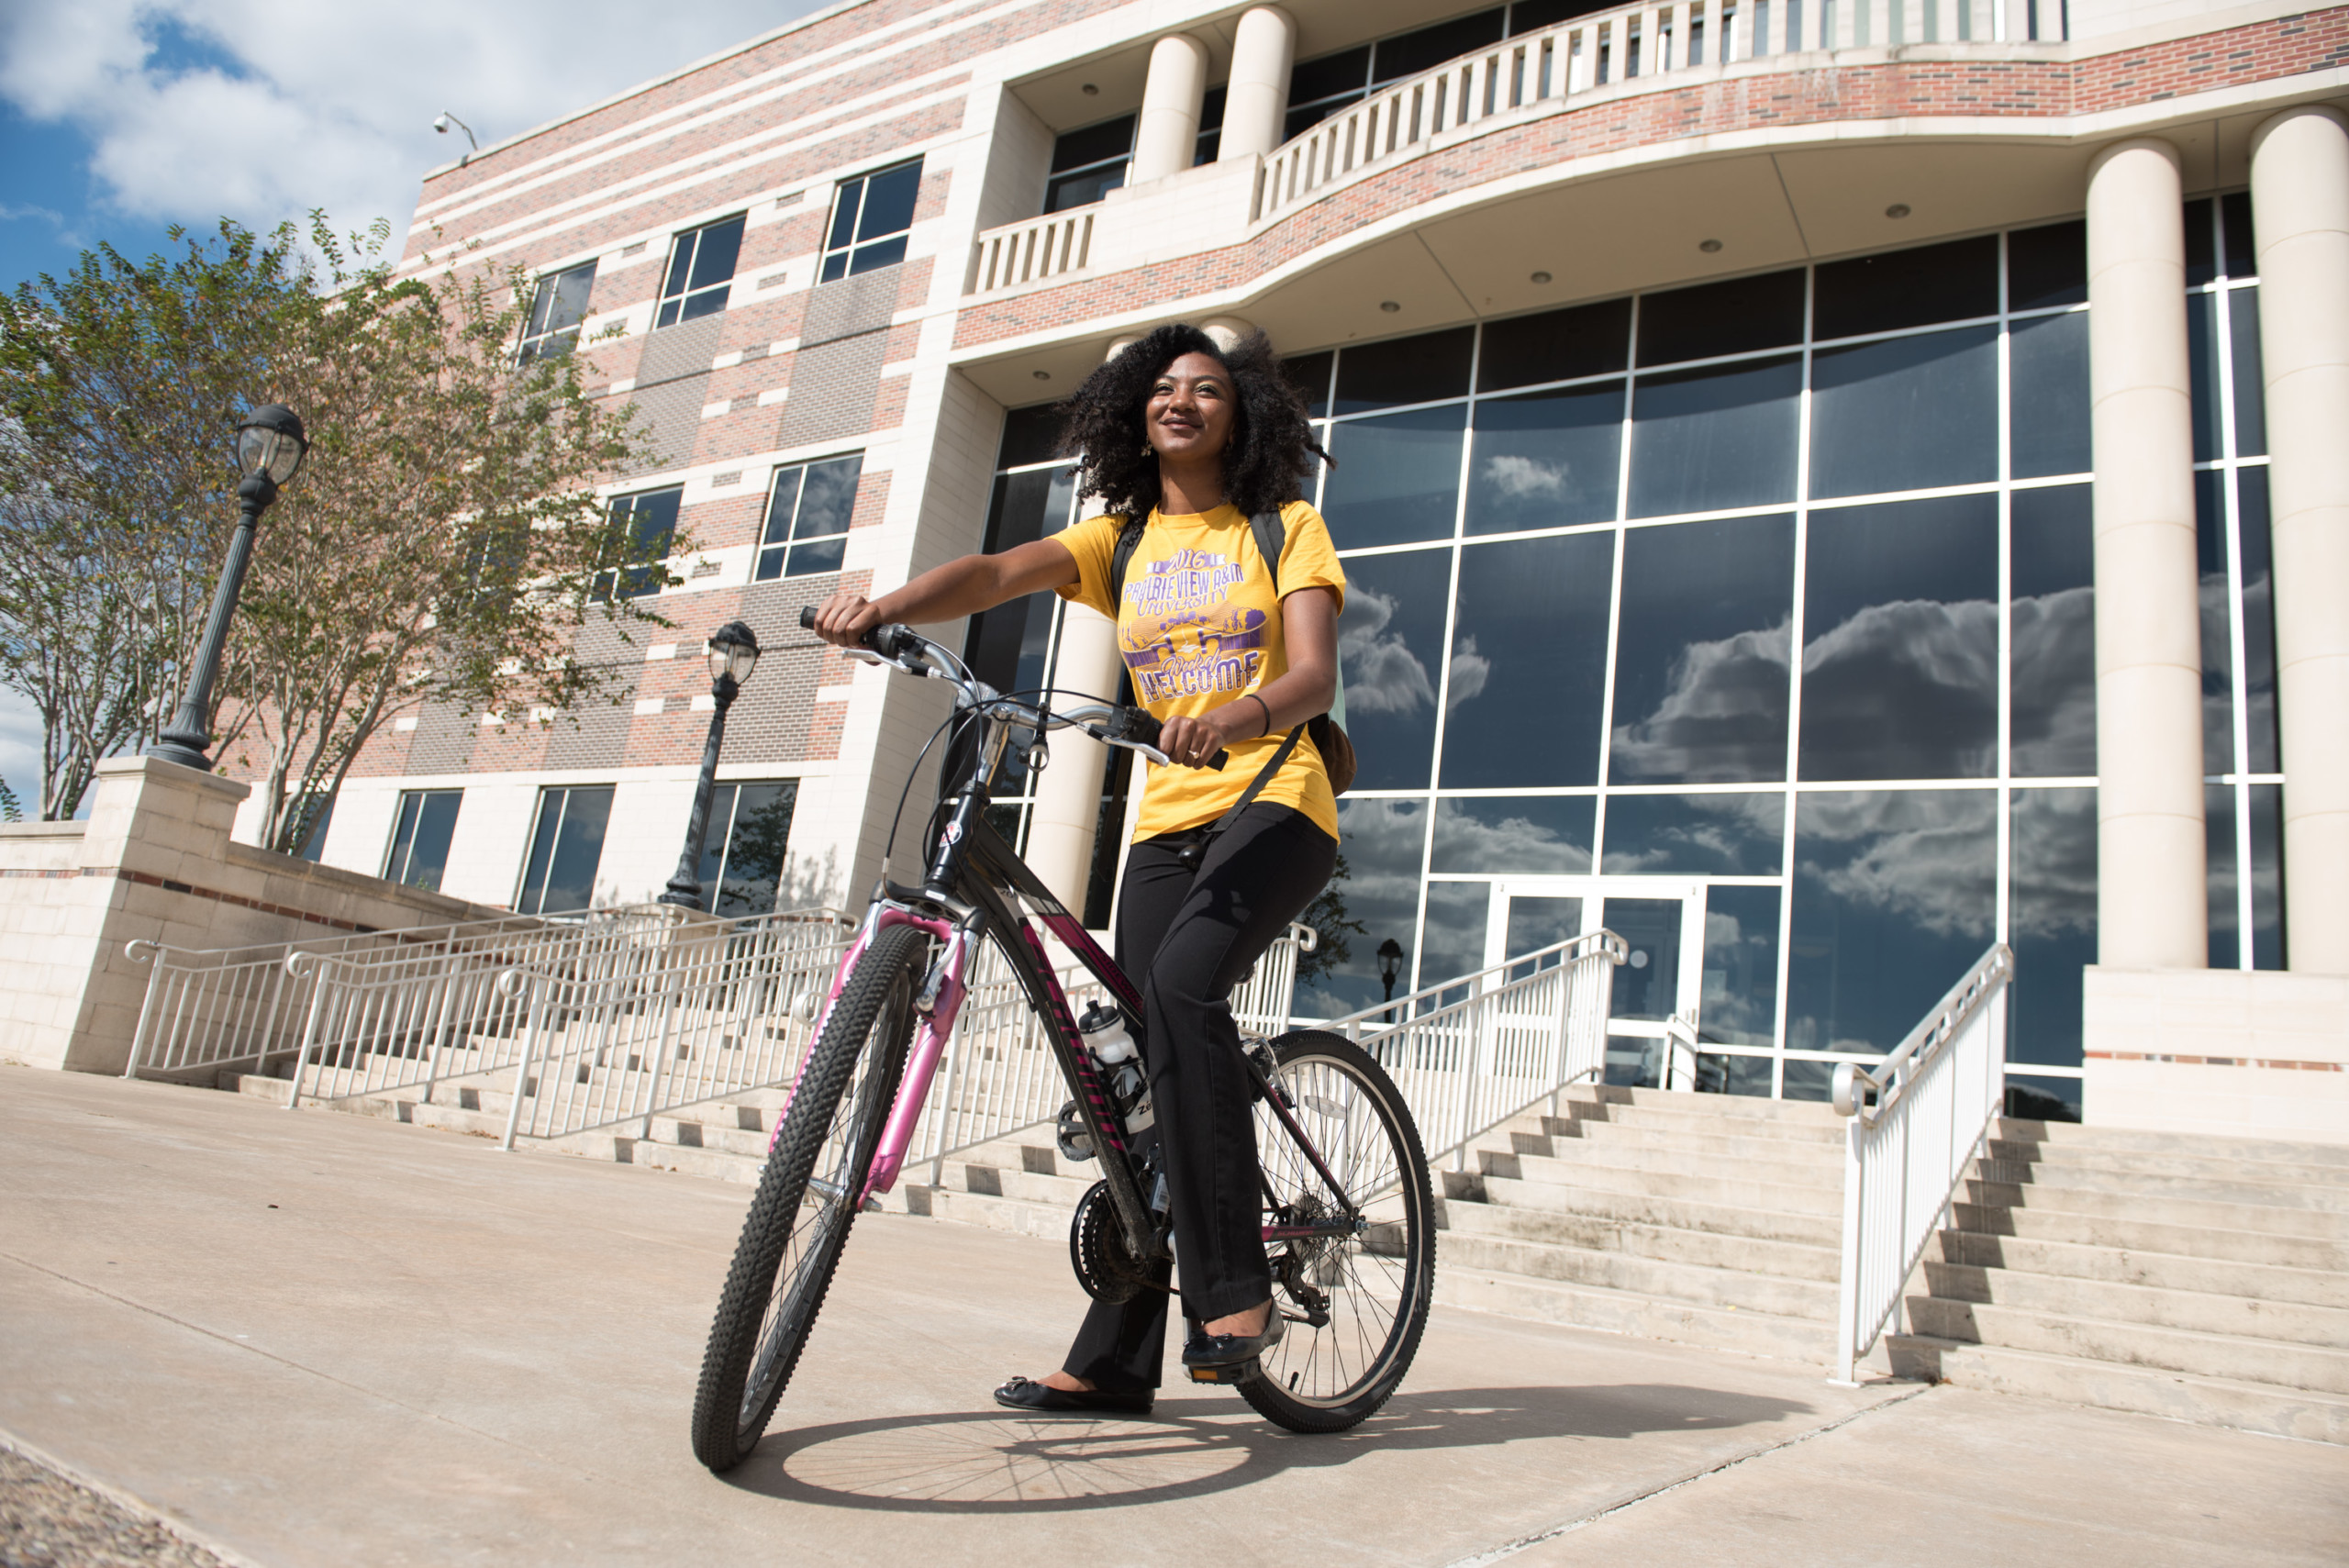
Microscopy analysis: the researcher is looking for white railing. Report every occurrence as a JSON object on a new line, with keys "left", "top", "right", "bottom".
{"left": 1324, "top": 931, "right": 1625, "bottom": 1174}
{"left": 1828, "top": 942, "right": 2014, "bottom": 1385}
{"left": 969, "top": 206, "right": 1097, "bottom": 295}
{"left": 121, "top": 910, "right": 653, "bottom": 1084}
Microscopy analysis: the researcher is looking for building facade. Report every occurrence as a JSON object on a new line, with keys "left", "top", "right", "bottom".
{"left": 278, "top": 0, "right": 2349, "bottom": 1123}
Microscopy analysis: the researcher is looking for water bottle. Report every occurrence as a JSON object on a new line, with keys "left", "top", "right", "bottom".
{"left": 1078, "top": 1001, "right": 1138, "bottom": 1064}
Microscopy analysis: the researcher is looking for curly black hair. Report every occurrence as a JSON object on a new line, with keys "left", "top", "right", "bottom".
{"left": 1056, "top": 323, "right": 1330, "bottom": 519}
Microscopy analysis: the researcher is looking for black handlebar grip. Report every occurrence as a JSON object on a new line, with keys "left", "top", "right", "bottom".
{"left": 1204, "top": 750, "right": 1228, "bottom": 770}
{"left": 798, "top": 606, "right": 818, "bottom": 630}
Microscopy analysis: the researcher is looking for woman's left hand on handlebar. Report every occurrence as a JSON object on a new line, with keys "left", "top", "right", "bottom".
{"left": 1158, "top": 705, "right": 1251, "bottom": 769}
{"left": 809, "top": 590, "right": 883, "bottom": 649}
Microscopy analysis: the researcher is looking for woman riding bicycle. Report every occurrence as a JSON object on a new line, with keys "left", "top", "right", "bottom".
{"left": 809, "top": 322, "right": 1343, "bottom": 1417}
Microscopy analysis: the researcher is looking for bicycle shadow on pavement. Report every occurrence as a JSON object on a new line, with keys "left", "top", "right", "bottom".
{"left": 718, "top": 1383, "right": 1817, "bottom": 1513}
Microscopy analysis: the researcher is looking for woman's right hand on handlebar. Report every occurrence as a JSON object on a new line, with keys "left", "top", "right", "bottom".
{"left": 808, "top": 590, "right": 885, "bottom": 650}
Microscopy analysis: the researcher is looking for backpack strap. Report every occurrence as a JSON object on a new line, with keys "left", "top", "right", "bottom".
{"left": 1249, "top": 508, "right": 1286, "bottom": 595}
{"left": 1108, "top": 513, "right": 1147, "bottom": 608}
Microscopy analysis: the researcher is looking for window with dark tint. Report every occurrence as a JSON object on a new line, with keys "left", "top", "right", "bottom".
{"left": 1787, "top": 789, "right": 1995, "bottom": 1053}
{"left": 2196, "top": 469, "right": 2237, "bottom": 777}
{"left": 598, "top": 487, "right": 681, "bottom": 600}
{"left": 1193, "top": 87, "right": 1226, "bottom": 165}
{"left": 1296, "top": 796, "right": 1427, "bottom": 1017}
{"left": 1420, "top": 882, "right": 1491, "bottom": 997}
{"left": 2188, "top": 288, "right": 2268, "bottom": 462}
{"left": 1799, "top": 494, "right": 1998, "bottom": 781}
{"left": 518, "top": 261, "right": 596, "bottom": 363}
{"left": 1699, "top": 884, "right": 1782, "bottom": 1049}
{"left": 383, "top": 790, "right": 462, "bottom": 892}
{"left": 1627, "top": 354, "right": 1801, "bottom": 517}
{"left": 2237, "top": 466, "right": 2279, "bottom": 773}
{"left": 1466, "top": 382, "right": 1623, "bottom": 534}
{"left": 996, "top": 403, "right": 1065, "bottom": 469}
{"left": 1476, "top": 297, "right": 1631, "bottom": 392}
{"left": 1634, "top": 269, "right": 1805, "bottom": 367}
{"left": 1502, "top": 895, "right": 1585, "bottom": 980}
{"left": 2183, "top": 196, "right": 2216, "bottom": 287}
{"left": 756, "top": 454, "right": 863, "bottom": 580}
{"left": 2007, "top": 219, "right": 2087, "bottom": 311}
{"left": 2009, "top": 786, "right": 2096, "bottom": 1068}
{"left": 823, "top": 159, "right": 922, "bottom": 282}
{"left": 1605, "top": 896, "right": 1682, "bottom": 1022}
{"left": 1373, "top": 8, "right": 1506, "bottom": 80}
{"left": 1601, "top": 792, "right": 1783, "bottom": 875}
{"left": 1285, "top": 46, "right": 1372, "bottom": 139}
{"left": 2198, "top": 467, "right": 2280, "bottom": 777}
{"left": 1698, "top": 1052, "right": 1776, "bottom": 1096}
{"left": 2230, "top": 288, "right": 2267, "bottom": 455}
{"left": 2009, "top": 309, "right": 2090, "bottom": 478}
{"left": 1333, "top": 327, "right": 1474, "bottom": 413}
{"left": 1812, "top": 236, "right": 1997, "bottom": 340}
{"left": 2221, "top": 191, "right": 2258, "bottom": 280}
{"left": 1509, "top": 0, "right": 1619, "bottom": 30}
{"left": 1335, "top": 551, "right": 1453, "bottom": 789}
{"left": 1431, "top": 795, "right": 1594, "bottom": 873}
{"left": 1322, "top": 404, "right": 1466, "bottom": 547}
{"left": 966, "top": 465, "right": 1078, "bottom": 700}
{"left": 1809, "top": 325, "right": 1998, "bottom": 498}
{"left": 1046, "top": 115, "right": 1133, "bottom": 213}
{"left": 1283, "top": 350, "right": 1334, "bottom": 418}
{"left": 695, "top": 781, "right": 798, "bottom": 917}
{"left": 654, "top": 215, "right": 744, "bottom": 328}
{"left": 1609, "top": 513, "right": 1793, "bottom": 784}
{"left": 1441, "top": 531, "right": 1615, "bottom": 787}
{"left": 2009, "top": 484, "right": 2096, "bottom": 777}
{"left": 517, "top": 785, "right": 614, "bottom": 915}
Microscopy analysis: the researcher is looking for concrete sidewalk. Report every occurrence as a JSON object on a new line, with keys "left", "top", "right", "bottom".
{"left": 1, "top": 1065, "right": 2341, "bottom": 1567}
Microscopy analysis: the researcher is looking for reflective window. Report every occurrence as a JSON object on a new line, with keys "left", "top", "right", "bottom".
{"left": 2197, "top": 469, "right": 2237, "bottom": 777}
{"left": 2231, "top": 288, "right": 2267, "bottom": 456}
{"left": 2009, "top": 788, "right": 2095, "bottom": 1068}
{"left": 1442, "top": 532, "right": 1614, "bottom": 787}
{"left": 1419, "top": 882, "right": 1491, "bottom": 996}
{"left": 1787, "top": 789, "right": 1996, "bottom": 1054}
{"left": 1799, "top": 495, "right": 1998, "bottom": 782}
{"left": 1333, "top": 328, "right": 1474, "bottom": 414}
{"left": 518, "top": 785, "right": 614, "bottom": 915}
{"left": 755, "top": 454, "right": 863, "bottom": 580}
{"left": 518, "top": 260, "right": 596, "bottom": 364}
{"left": 1297, "top": 797, "right": 1428, "bottom": 1018}
{"left": 1465, "top": 383, "right": 1623, "bottom": 534}
{"left": 2206, "top": 784, "right": 2287, "bottom": 971}
{"left": 1610, "top": 514, "right": 1793, "bottom": 784}
{"left": 1699, "top": 884, "right": 1781, "bottom": 1049}
{"left": 822, "top": 159, "right": 922, "bottom": 282}
{"left": 1431, "top": 795, "right": 1594, "bottom": 873}
{"left": 1605, "top": 896, "right": 1682, "bottom": 1021}
{"left": 1503, "top": 895, "right": 1585, "bottom": 981}
{"left": 384, "top": 790, "right": 462, "bottom": 893}
{"left": 1601, "top": 792, "right": 1783, "bottom": 876}
{"left": 2007, "top": 220, "right": 2086, "bottom": 311}
{"left": 1476, "top": 297, "right": 1631, "bottom": 392}
{"left": 2237, "top": 467, "right": 2279, "bottom": 773}
{"left": 597, "top": 487, "right": 681, "bottom": 601}
{"left": 655, "top": 215, "right": 744, "bottom": 329}
{"left": 965, "top": 462, "right": 1080, "bottom": 793}
{"left": 1627, "top": 354, "right": 1800, "bottom": 517}
{"left": 2009, "top": 310, "right": 2090, "bottom": 479}
{"left": 1698, "top": 1052, "right": 1776, "bottom": 1096}
{"left": 1284, "top": 350, "right": 1335, "bottom": 418}
{"left": 1046, "top": 116, "right": 1132, "bottom": 214}
{"left": 1634, "top": 269, "right": 1805, "bottom": 367}
{"left": 1809, "top": 325, "right": 1998, "bottom": 498}
{"left": 1323, "top": 404, "right": 1465, "bottom": 548}
{"left": 2010, "top": 484, "right": 2096, "bottom": 778}
{"left": 1813, "top": 236, "right": 1997, "bottom": 340}
{"left": 1336, "top": 550, "right": 1453, "bottom": 789}
{"left": 696, "top": 781, "right": 798, "bottom": 917}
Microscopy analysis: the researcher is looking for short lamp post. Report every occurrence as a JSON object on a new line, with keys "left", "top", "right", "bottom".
{"left": 660, "top": 620, "right": 761, "bottom": 911}
{"left": 150, "top": 406, "right": 307, "bottom": 772}
{"left": 1377, "top": 937, "right": 1405, "bottom": 1022}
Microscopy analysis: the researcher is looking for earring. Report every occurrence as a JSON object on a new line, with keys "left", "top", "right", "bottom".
{"left": 1139, "top": 443, "right": 1153, "bottom": 459}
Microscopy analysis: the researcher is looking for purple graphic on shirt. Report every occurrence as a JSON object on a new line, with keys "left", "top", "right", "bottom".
{"left": 1119, "top": 548, "right": 1269, "bottom": 701}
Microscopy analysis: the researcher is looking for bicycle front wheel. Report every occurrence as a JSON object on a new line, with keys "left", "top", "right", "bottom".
{"left": 1243, "top": 1029, "right": 1435, "bottom": 1434}
{"left": 690, "top": 921, "right": 924, "bottom": 1472}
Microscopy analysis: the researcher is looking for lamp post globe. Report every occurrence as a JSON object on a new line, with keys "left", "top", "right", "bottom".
{"left": 149, "top": 406, "right": 308, "bottom": 773}
{"left": 661, "top": 621, "right": 762, "bottom": 911}
{"left": 1377, "top": 936, "right": 1405, "bottom": 1021}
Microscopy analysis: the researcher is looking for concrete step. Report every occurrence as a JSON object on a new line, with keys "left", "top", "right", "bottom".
{"left": 1466, "top": 1173, "right": 1842, "bottom": 1249}
{"left": 1919, "top": 1258, "right": 2349, "bottom": 1348}
{"left": 1442, "top": 1195, "right": 1839, "bottom": 1282}
{"left": 1986, "top": 1137, "right": 2349, "bottom": 1188}
{"left": 1487, "top": 1151, "right": 1841, "bottom": 1217}
{"left": 1588, "top": 1084, "right": 1846, "bottom": 1129}
{"left": 1933, "top": 1229, "right": 2349, "bottom": 1307}
{"left": 1538, "top": 1118, "right": 1847, "bottom": 1168}
{"left": 218, "top": 1072, "right": 293, "bottom": 1106}
{"left": 934, "top": 1162, "right": 1094, "bottom": 1208}
{"left": 1887, "top": 1335, "right": 2349, "bottom": 1445}
{"left": 1487, "top": 1136, "right": 1836, "bottom": 1191}
{"left": 1553, "top": 1102, "right": 1848, "bottom": 1149}
{"left": 1963, "top": 1178, "right": 2349, "bottom": 1240}
{"left": 1903, "top": 1295, "right": 2349, "bottom": 1395}
{"left": 1438, "top": 1265, "right": 1833, "bottom": 1365}
{"left": 885, "top": 1182, "right": 1082, "bottom": 1242}
{"left": 1950, "top": 1200, "right": 2349, "bottom": 1271}
{"left": 1974, "top": 1159, "right": 2349, "bottom": 1215}
{"left": 1998, "top": 1118, "right": 2349, "bottom": 1169}
{"left": 1437, "top": 1229, "right": 1835, "bottom": 1319}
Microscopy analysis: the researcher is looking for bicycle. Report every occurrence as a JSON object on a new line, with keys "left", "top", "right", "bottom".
{"left": 689, "top": 611, "right": 1436, "bottom": 1473}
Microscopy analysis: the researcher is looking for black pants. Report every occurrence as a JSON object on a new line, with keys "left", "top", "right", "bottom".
{"left": 1061, "top": 803, "right": 1336, "bottom": 1394}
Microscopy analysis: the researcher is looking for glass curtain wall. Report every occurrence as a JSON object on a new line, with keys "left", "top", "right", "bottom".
{"left": 1269, "top": 215, "right": 2150, "bottom": 1111}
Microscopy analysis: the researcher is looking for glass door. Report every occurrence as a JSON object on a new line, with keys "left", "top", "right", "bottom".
{"left": 1485, "top": 876, "right": 1706, "bottom": 1088}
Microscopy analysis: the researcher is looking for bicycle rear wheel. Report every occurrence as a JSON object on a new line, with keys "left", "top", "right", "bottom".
{"left": 1242, "top": 1029, "right": 1435, "bottom": 1434}
{"left": 690, "top": 922, "right": 924, "bottom": 1472}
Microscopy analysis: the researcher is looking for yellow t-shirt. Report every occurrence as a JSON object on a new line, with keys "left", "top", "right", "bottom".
{"left": 1057, "top": 500, "right": 1346, "bottom": 842}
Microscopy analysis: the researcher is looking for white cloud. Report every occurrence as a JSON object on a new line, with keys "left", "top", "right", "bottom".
{"left": 1480, "top": 452, "right": 1566, "bottom": 499}
{"left": 0, "top": 1, "right": 831, "bottom": 255}
{"left": 1445, "top": 633, "right": 1489, "bottom": 712}
{"left": 1338, "top": 586, "right": 1434, "bottom": 716}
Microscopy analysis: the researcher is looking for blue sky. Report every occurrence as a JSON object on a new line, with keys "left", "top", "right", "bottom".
{"left": 0, "top": 0, "right": 833, "bottom": 811}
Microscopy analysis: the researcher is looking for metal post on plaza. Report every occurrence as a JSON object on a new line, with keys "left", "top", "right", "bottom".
{"left": 660, "top": 620, "right": 762, "bottom": 911}
{"left": 149, "top": 406, "right": 308, "bottom": 773}
{"left": 1378, "top": 938, "right": 1405, "bottom": 1024}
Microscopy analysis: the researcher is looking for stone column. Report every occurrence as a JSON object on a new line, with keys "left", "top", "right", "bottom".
{"left": 1133, "top": 35, "right": 1210, "bottom": 184}
{"left": 2251, "top": 106, "right": 2349, "bottom": 974}
{"left": 1199, "top": 315, "right": 1255, "bottom": 351}
{"left": 1219, "top": 6, "right": 1296, "bottom": 161}
{"left": 2087, "top": 138, "right": 2207, "bottom": 969}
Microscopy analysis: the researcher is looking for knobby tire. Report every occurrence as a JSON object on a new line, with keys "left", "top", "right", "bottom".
{"left": 689, "top": 922, "right": 924, "bottom": 1472}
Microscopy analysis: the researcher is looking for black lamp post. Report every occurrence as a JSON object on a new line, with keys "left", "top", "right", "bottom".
{"left": 150, "top": 406, "right": 307, "bottom": 772}
{"left": 1377, "top": 937, "right": 1405, "bottom": 1022}
{"left": 660, "top": 620, "right": 761, "bottom": 911}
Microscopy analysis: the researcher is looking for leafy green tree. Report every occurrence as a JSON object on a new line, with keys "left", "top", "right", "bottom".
{"left": 1293, "top": 850, "right": 1367, "bottom": 988}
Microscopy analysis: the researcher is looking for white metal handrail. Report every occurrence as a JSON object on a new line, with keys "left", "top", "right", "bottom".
{"left": 1321, "top": 931, "right": 1626, "bottom": 1174}
{"left": 1828, "top": 942, "right": 2015, "bottom": 1384}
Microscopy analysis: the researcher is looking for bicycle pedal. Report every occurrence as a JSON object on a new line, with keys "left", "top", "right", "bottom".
{"left": 1186, "top": 1361, "right": 1255, "bottom": 1385}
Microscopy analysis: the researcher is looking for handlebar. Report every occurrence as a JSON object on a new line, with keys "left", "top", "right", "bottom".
{"left": 799, "top": 606, "right": 1226, "bottom": 770}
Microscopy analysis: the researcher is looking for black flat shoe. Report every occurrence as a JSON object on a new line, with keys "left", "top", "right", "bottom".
{"left": 1181, "top": 1307, "right": 1286, "bottom": 1372}
{"left": 992, "top": 1375, "right": 1152, "bottom": 1416}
